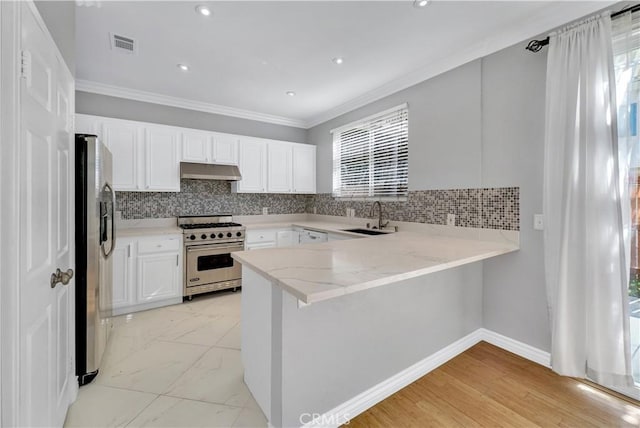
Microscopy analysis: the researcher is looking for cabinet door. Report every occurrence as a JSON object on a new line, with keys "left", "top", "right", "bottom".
{"left": 292, "top": 144, "right": 316, "bottom": 194}
{"left": 102, "top": 119, "right": 140, "bottom": 191}
{"left": 235, "top": 138, "right": 266, "bottom": 193}
{"left": 136, "top": 253, "right": 180, "bottom": 303}
{"left": 182, "top": 130, "right": 211, "bottom": 163}
{"left": 145, "top": 126, "right": 180, "bottom": 191}
{"left": 75, "top": 114, "right": 102, "bottom": 137}
{"left": 212, "top": 133, "right": 239, "bottom": 165}
{"left": 111, "top": 240, "right": 134, "bottom": 310}
{"left": 267, "top": 142, "right": 292, "bottom": 193}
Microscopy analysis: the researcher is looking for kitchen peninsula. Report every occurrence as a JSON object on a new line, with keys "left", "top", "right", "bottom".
{"left": 232, "top": 225, "right": 518, "bottom": 427}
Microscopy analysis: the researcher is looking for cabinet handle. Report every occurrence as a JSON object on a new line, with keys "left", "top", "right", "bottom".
{"left": 176, "top": 255, "right": 179, "bottom": 266}
{"left": 128, "top": 244, "right": 131, "bottom": 258}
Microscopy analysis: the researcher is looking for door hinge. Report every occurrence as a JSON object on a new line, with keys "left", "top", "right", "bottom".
{"left": 20, "top": 50, "right": 31, "bottom": 80}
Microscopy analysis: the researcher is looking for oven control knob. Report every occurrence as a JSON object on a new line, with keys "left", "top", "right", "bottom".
{"left": 201, "top": 234, "right": 207, "bottom": 240}
{"left": 227, "top": 232, "right": 232, "bottom": 237}
{"left": 190, "top": 235, "right": 196, "bottom": 240}
{"left": 236, "top": 232, "right": 242, "bottom": 237}
{"left": 210, "top": 233, "right": 216, "bottom": 239}
{"left": 218, "top": 233, "right": 224, "bottom": 238}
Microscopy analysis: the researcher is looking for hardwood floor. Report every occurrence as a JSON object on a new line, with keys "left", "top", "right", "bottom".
{"left": 347, "top": 342, "right": 640, "bottom": 427}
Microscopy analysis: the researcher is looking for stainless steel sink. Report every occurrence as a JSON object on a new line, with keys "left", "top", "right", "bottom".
{"left": 342, "top": 228, "right": 388, "bottom": 236}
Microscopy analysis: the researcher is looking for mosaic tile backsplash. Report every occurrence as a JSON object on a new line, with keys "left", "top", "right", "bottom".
{"left": 116, "top": 181, "right": 519, "bottom": 231}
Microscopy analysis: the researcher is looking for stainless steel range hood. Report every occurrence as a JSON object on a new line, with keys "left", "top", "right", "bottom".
{"left": 180, "top": 162, "right": 242, "bottom": 181}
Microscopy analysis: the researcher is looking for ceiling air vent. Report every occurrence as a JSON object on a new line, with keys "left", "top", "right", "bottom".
{"left": 110, "top": 33, "right": 136, "bottom": 54}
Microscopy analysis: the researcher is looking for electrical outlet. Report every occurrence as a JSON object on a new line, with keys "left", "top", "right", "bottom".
{"left": 346, "top": 207, "right": 351, "bottom": 217}
{"left": 350, "top": 208, "right": 356, "bottom": 217}
{"left": 447, "top": 213, "right": 456, "bottom": 226}
{"left": 533, "top": 214, "right": 544, "bottom": 230}
{"left": 262, "top": 207, "right": 269, "bottom": 215}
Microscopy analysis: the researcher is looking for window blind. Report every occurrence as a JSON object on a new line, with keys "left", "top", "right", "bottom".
{"left": 332, "top": 105, "right": 408, "bottom": 199}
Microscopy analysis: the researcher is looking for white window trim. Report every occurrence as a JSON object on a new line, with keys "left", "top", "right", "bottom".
{"left": 331, "top": 103, "right": 409, "bottom": 200}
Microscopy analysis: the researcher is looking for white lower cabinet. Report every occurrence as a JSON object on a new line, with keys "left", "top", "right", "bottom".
{"left": 137, "top": 253, "right": 180, "bottom": 302}
{"left": 112, "top": 234, "right": 182, "bottom": 315}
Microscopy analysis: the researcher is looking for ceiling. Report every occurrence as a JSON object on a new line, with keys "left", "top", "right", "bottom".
{"left": 75, "top": 1, "right": 616, "bottom": 128}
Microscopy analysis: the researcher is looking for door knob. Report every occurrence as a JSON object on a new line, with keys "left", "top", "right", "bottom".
{"left": 50, "top": 268, "right": 74, "bottom": 288}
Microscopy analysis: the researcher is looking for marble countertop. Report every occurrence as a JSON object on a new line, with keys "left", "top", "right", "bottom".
{"left": 232, "top": 230, "right": 519, "bottom": 304}
{"left": 244, "top": 220, "right": 393, "bottom": 238}
{"left": 117, "top": 227, "right": 182, "bottom": 237}
{"left": 116, "top": 218, "right": 181, "bottom": 237}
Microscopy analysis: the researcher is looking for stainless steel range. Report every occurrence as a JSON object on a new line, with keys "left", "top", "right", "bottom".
{"left": 178, "top": 215, "right": 245, "bottom": 299}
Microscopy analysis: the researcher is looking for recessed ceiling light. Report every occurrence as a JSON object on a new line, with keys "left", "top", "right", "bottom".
{"left": 286, "top": 91, "right": 296, "bottom": 97}
{"left": 177, "top": 64, "right": 190, "bottom": 71}
{"left": 195, "top": 5, "right": 211, "bottom": 16}
{"left": 332, "top": 57, "right": 344, "bottom": 65}
{"left": 413, "top": 0, "right": 429, "bottom": 7}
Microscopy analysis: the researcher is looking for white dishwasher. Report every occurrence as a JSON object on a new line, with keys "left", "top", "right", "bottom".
{"left": 299, "top": 229, "right": 328, "bottom": 244}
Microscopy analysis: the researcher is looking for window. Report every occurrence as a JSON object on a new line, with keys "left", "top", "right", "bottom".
{"left": 332, "top": 104, "right": 408, "bottom": 199}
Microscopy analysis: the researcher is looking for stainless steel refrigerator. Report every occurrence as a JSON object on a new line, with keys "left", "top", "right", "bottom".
{"left": 75, "top": 134, "right": 115, "bottom": 386}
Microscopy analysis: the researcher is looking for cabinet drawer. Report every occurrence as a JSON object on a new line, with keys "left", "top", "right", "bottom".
{"left": 245, "top": 230, "right": 276, "bottom": 244}
{"left": 137, "top": 237, "right": 181, "bottom": 254}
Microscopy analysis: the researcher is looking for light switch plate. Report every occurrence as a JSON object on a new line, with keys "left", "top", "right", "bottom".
{"left": 533, "top": 214, "right": 544, "bottom": 230}
{"left": 447, "top": 213, "right": 456, "bottom": 226}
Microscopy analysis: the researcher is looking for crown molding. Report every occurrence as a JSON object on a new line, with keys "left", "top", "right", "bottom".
{"left": 75, "top": 79, "right": 307, "bottom": 129}
{"left": 303, "top": 1, "right": 617, "bottom": 129}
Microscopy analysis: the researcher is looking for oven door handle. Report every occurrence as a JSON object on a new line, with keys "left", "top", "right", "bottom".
{"left": 187, "top": 243, "right": 244, "bottom": 253}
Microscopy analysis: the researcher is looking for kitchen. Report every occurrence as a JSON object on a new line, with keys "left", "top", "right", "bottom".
{"left": 2, "top": 1, "right": 640, "bottom": 428}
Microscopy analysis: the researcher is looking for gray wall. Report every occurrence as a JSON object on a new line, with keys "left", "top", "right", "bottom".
{"left": 306, "top": 43, "right": 550, "bottom": 352}
{"left": 307, "top": 60, "right": 482, "bottom": 193}
{"left": 76, "top": 91, "right": 307, "bottom": 143}
{"left": 35, "top": 1, "right": 75, "bottom": 74}
{"left": 481, "top": 44, "right": 549, "bottom": 351}
{"left": 278, "top": 264, "right": 483, "bottom": 427}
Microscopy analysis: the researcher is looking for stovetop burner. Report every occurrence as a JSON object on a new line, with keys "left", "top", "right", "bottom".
{"left": 180, "top": 222, "right": 243, "bottom": 230}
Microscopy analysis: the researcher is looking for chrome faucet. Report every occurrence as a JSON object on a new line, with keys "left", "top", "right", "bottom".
{"left": 369, "top": 201, "right": 388, "bottom": 230}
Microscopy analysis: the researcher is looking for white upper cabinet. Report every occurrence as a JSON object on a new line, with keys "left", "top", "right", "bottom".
{"left": 102, "top": 119, "right": 141, "bottom": 191}
{"left": 292, "top": 144, "right": 316, "bottom": 194}
{"left": 75, "top": 114, "right": 102, "bottom": 136}
{"left": 181, "top": 131, "right": 238, "bottom": 165}
{"left": 234, "top": 139, "right": 316, "bottom": 194}
{"left": 77, "top": 115, "right": 181, "bottom": 192}
{"left": 76, "top": 114, "right": 314, "bottom": 194}
{"left": 267, "top": 141, "right": 293, "bottom": 193}
{"left": 212, "top": 133, "right": 239, "bottom": 165}
{"left": 234, "top": 138, "right": 267, "bottom": 193}
{"left": 145, "top": 126, "right": 180, "bottom": 191}
{"left": 181, "top": 130, "right": 211, "bottom": 163}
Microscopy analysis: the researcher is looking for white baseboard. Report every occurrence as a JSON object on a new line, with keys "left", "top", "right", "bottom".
{"left": 478, "top": 328, "right": 551, "bottom": 368}
{"left": 302, "top": 328, "right": 550, "bottom": 428}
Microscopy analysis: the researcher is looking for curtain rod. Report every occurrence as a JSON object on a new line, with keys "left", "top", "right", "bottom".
{"left": 525, "top": 4, "right": 640, "bottom": 53}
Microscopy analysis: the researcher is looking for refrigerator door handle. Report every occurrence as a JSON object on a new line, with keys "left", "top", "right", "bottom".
{"left": 101, "top": 182, "right": 117, "bottom": 258}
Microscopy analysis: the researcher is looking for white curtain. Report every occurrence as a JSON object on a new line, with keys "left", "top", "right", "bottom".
{"left": 543, "top": 12, "right": 634, "bottom": 387}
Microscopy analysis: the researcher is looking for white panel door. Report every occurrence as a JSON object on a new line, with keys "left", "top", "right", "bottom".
{"left": 136, "top": 254, "right": 180, "bottom": 303}
{"left": 267, "top": 142, "right": 292, "bottom": 193}
{"left": 19, "top": 3, "right": 75, "bottom": 426}
{"left": 292, "top": 144, "right": 316, "bottom": 194}
{"left": 212, "top": 133, "right": 239, "bottom": 165}
{"left": 236, "top": 138, "right": 266, "bottom": 193}
{"left": 144, "top": 126, "right": 180, "bottom": 191}
{"left": 181, "top": 130, "right": 211, "bottom": 163}
{"left": 102, "top": 119, "right": 140, "bottom": 191}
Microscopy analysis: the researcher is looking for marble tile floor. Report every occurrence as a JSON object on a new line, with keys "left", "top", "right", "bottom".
{"left": 65, "top": 291, "right": 268, "bottom": 428}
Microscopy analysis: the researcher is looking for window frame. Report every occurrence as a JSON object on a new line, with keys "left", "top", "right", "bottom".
{"left": 331, "top": 103, "right": 409, "bottom": 201}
